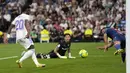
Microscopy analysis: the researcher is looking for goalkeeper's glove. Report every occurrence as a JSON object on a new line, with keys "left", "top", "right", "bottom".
{"left": 69, "top": 56, "right": 76, "bottom": 59}
{"left": 56, "top": 53, "right": 67, "bottom": 59}
{"left": 68, "top": 53, "right": 76, "bottom": 59}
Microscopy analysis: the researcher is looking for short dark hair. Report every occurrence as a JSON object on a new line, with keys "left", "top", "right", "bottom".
{"left": 22, "top": 5, "right": 30, "bottom": 14}
{"left": 64, "top": 34, "right": 71, "bottom": 37}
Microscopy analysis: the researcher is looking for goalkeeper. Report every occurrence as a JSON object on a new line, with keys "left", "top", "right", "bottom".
{"left": 36, "top": 34, "right": 76, "bottom": 59}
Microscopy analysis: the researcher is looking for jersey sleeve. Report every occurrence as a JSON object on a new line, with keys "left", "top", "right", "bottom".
{"left": 57, "top": 44, "right": 60, "bottom": 48}
{"left": 26, "top": 15, "right": 31, "bottom": 21}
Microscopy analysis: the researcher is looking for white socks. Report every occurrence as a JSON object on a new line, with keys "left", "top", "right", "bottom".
{"left": 19, "top": 49, "right": 39, "bottom": 66}
{"left": 19, "top": 49, "right": 33, "bottom": 62}
{"left": 32, "top": 52, "right": 39, "bottom": 65}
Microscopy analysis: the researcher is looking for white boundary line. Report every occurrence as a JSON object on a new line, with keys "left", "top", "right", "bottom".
{"left": 0, "top": 56, "right": 18, "bottom": 60}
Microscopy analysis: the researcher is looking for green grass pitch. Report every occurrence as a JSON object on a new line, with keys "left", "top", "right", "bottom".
{"left": 0, "top": 43, "right": 126, "bottom": 73}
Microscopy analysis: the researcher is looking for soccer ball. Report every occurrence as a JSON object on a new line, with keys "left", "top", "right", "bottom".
{"left": 0, "top": 31, "right": 3, "bottom": 36}
{"left": 79, "top": 49, "right": 88, "bottom": 58}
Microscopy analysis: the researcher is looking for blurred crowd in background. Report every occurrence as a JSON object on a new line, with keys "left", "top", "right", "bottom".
{"left": 0, "top": 0, "right": 126, "bottom": 43}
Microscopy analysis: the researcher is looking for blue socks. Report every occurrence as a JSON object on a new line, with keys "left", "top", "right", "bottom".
{"left": 114, "top": 44, "right": 121, "bottom": 50}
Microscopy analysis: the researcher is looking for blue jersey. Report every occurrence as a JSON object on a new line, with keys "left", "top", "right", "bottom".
{"left": 105, "top": 28, "right": 125, "bottom": 41}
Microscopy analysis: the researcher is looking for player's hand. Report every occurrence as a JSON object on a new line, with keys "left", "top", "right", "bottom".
{"left": 3, "top": 37, "right": 8, "bottom": 44}
{"left": 104, "top": 45, "right": 108, "bottom": 52}
{"left": 97, "top": 46, "right": 104, "bottom": 50}
{"left": 3, "top": 34, "right": 9, "bottom": 44}
{"left": 25, "top": 34, "right": 30, "bottom": 38}
{"left": 97, "top": 46, "right": 108, "bottom": 52}
{"left": 69, "top": 56, "right": 76, "bottom": 59}
{"left": 60, "top": 56, "right": 67, "bottom": 59}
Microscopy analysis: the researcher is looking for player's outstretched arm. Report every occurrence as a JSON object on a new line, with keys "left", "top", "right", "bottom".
{"left": 68, "top": 48, "right": 76, "bottom": 59}
{"left": 7, "top": 25, "right": 15, "bottom": 34}
{"left": 104, "top": 42, "right": 114, "bottom": 52}
{"left": 4, "top": 25, "right": 15, "bottom": 43}
{"left": 97, "top": 42, "right": 114, "bottom": 52}
{"left": 98, "top": 33, "right": 108, "bottom": 51}
{"left": 54, "top": 45, "right": 67, "bottom": 59}
{"left": 104, "top": 33, "right": 108, "bottom": 45}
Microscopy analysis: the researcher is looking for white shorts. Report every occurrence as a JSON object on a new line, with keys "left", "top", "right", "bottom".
{"left": 17, "top": 38, "right": 34, "bottom": 50}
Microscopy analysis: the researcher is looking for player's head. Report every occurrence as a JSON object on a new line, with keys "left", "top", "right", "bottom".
{"left": 101, "top": 27, "right": 107, "bottom": 34}
{"left": 22, "top": 7, "right": 30, "bottom": 14}
{"left": 64, "top": 34, "right": 71, "bottom": 42}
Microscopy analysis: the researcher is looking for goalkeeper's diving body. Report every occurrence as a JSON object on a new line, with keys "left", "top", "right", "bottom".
{"left": 36, "top": 34, "right": 76, "bottom": 59}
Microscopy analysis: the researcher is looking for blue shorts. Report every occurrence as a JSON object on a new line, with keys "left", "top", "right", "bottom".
{"left": 113, "top": 34, "right": 125, "bottom": 41}
{"left": 113, "top": 35, "right": 126, "bottom": 49}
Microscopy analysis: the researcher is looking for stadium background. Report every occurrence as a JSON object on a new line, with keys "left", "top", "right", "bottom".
{"left": 0, "top": 0, "right": 125, "bottom": 43}
{"left": 0, "top": 0, "right": 126, "bottom": 73}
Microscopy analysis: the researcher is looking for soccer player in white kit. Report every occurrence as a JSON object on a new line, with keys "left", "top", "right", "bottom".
{"left": 4, "top": 9, "right": 45, "bottom": 68}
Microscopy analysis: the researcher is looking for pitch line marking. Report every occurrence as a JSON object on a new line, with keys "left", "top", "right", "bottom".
{"left": 0, "top": 56, "right": 18, "bottom": 60}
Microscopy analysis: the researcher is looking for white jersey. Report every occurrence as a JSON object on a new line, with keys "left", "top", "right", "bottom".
{"left": 12, "top": 13, "right": 30, "bottom": 40}
{"left": 12, "top": 13, "right": 34, "bottom": 49}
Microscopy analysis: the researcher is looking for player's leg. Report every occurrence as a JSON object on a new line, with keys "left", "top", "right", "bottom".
{"left": 121, "top": 52, "right": 126, "bottom": 63}
{"left": 36, "top": 53, "right": 43, "bottom": 59}
{"left": 16, "top": 38, "right": 34, "bottom": 68}
{"left": 17, "top": 38, "right": 45, "bottom": 68}
{"left": 36, "top": 50, "right": 58, "bottom": 59}
{"left": 36, "top": 53, "right": 50, "bottom": 59}
{"left": 27, "top": 38, "right": 45, "bottom": 67}
{"left": 31, "top": 50, "right": 46, "bottom": 67}
{"left": 16, "top": 47, "right": 34, "bottom": 68}
{"left": 27, "top": 45, "right": 43, "bottom": 67}
{"left": 114, "top": 36, "right": 125, "bottom": 55}
{"left": 114, "top": 40, "right": 124, "bottom": 55}
{"left": 120, "top": 40, "right": 126, "bottom": 63}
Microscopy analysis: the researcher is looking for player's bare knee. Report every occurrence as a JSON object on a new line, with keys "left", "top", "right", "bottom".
{"left": 114, "top": 41, "right": 121, "bottom": 45}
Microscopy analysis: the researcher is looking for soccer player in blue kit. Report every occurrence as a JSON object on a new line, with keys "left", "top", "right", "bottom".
{"left": 97, "top": 28, "right": 126, "bottom": 63}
